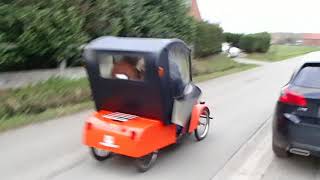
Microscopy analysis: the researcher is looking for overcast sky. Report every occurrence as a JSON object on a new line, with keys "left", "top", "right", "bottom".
{"left": 197, "top": 0, "right": 320, "bottom": 34}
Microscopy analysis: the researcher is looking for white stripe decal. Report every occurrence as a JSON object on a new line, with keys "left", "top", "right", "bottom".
{"left": 103, "top": 112, "right": 138, "bottom": 121}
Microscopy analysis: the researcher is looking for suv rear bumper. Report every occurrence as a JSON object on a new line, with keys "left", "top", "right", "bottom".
{"left": 273, "top": 115, "right": 320, "bottom": 157}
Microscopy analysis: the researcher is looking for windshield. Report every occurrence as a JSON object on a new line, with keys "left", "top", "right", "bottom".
{"left": 293, "top": 66, "right": 320, "bottom": 89}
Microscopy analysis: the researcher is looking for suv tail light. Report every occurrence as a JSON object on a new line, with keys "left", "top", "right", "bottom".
{"left": 279, "top": 87, "right": 307, "bottom": 107}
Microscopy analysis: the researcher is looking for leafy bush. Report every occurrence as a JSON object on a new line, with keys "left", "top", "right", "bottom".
{"left": 224, "top": 32, "right": 243, "bottom": 47}
{"left": 79, "top": 0, "right": 196, "bottom": 43}
{"left": 239, "top": 34, "right": 257, "bottom": 53}
{"left": 255, "top": 32, "right": 271, "bottom": 53}
{"left": 1, "top": 0, "right": 198, "bottom": 71}
{"left": 0, "top": 78, "right": 90, "bottom": 118}
{"left": 239, "top": 32, "right": 271, "bottom": 53}
{"left": 0, "top": 1, "right": 88, "bottom": 71}
{"left": 194, "top": 22, "right": 224, "bottom": 57}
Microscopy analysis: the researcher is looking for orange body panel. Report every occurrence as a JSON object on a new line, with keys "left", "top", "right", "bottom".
{"left": 188, "top": 104, "right": 209, "bottom": 133}
{"left": 83, "top": 110, "right": 177, "bottom": 158}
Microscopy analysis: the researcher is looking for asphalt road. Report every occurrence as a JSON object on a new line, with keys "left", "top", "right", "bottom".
{"left": 0, "top": 52, "right": 317, "bottom": 180}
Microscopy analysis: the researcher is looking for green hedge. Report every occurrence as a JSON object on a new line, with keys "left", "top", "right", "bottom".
{"left": 194, "top": 22, "right": 223, "bottom": 57}
{"left": 0, "top": 2, "right": 88, "bottom": 71}
{"left": 239, "top": 32, "right": 271, "bottom": 53}
{"left": 224, "top": 32, "right": 243, "bottom": 47}
{"left": 0, "top": 0, "right": 197, "bottom": 71}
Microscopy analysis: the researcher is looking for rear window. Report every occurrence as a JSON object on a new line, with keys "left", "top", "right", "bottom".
{"left": 293, "top": 66, "right": 320, "bottom": 88}
{"left": 97, "top": 53, "right": 145, "bottom": 81}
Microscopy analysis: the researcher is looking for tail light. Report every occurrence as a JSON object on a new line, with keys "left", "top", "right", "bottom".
{"left": 279, "top": 87, "right": 307, "bottom": 107}
{"left": 130, "top": 131, "right": 137, "bottom": 140}
{"left": 85, "top": 122, "right": 93, "bottom": 131}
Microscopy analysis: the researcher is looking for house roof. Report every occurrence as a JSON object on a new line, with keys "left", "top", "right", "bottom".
{"left": 190, "top": 0, "right": 202, "bottom": 21}
{"left": 303, "top": 33, "right": 320, "bottom": 40}
{"left": 186, "top": 0, "right": 202, "bottom": 21}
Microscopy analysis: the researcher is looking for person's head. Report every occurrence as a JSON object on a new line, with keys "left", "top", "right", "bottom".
{"left": 120, "top": 56, "right": 140, "bottom": 66}
{"left": 112, "top": 55, "right": 145, "bottom": 80}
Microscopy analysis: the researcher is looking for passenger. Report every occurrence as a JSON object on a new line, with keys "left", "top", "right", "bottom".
{"left": 111, "top": 56, "right": 144, "bottom": 80}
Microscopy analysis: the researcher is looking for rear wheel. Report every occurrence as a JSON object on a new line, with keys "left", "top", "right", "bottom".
{"left": 195, "top": 109, "right": 210, "bottom": 141}
{"left": 135, "top": 151, "right": 158, "bottom": 172}
{"left": 272, "top": 142, "right": 289, "bottom": 158}
{"left": 90, "top": 147, "right": 112, "bottom": 161}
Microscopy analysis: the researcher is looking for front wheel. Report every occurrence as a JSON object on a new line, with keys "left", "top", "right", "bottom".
{"left": 135, "top": 151, "right": 158, "bottom": 172}
{"left": 90, "top": 147, "right": 112, "bottom": 161}
{"left": 194, "top": 109, "right": 210, "bottom": 141}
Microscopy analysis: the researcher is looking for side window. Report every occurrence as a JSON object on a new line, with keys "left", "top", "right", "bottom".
{"left": 168, "top": 47, "right": 191, "bottom": 84}
{"left": 97, "top": 53, "right": 145, "bottom": 81}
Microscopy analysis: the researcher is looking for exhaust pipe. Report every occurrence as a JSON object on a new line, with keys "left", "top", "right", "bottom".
{"left": 289, "top": 148, "right": 310, "bottom": 156}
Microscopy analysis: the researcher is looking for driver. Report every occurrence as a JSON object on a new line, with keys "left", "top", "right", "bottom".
{"left": 169, "top": 61, "right": 185, "bottom": 99}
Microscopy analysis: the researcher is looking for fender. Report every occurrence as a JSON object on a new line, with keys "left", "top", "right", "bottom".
{"left": 188, "top": 103, "right": 210, "bottom": 133}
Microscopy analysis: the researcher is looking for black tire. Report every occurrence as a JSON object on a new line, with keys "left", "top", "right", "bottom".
{"left": 272, "top": 142, "right": 289, "bottom": 158}
{"left": 194, "top": 109, "right": 210, "bottom": 141}
{"left": 90, "top": 147, "right": 112, "bottom": 161}
{"left": 135, "top": 151, "right": 158, "bottom": 172}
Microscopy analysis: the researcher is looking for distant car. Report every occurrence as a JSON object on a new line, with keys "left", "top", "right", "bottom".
{"left": 228, "top": 47, "right": 241, "bottom": 58}
{"left": 272, "top": 60, "right": 320, "bottom": 157}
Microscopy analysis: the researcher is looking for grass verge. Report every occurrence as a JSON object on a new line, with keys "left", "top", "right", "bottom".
{"left": 193, "top": 54, "right": 257, "bottom": 82}
{"left": 247, "top": 45, "right": 320, "bottom": 62}
{"left": 194, "top": 65, "right": 255, "bottom": 82}
{"left": 0, "top": 54, "right": 256, "bottom": 132}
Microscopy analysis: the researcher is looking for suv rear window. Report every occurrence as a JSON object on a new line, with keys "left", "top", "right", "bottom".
{"left": 293, "top": 66, "right": 320, "bottom": 88}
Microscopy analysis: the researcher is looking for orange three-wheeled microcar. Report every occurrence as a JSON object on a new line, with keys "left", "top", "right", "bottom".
{"left": 82, "top": 36, "right": 213, "bottom": 172}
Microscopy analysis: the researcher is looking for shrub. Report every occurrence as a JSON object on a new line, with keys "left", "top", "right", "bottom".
{"left": 194, "top": 22, "right": 224, "bottom": 57}
{"left": 1, "top": 0, "right": 197, "bottom": 71}
{"left": 224, "top": 32, "right": 243, "bottom": 47}
{"left": 239, "top": 32, "right": 271, "bottom": 53}
{"left": 0, "top": 1, "right": 88, "bottom": 71}
{"left": 239, "top": 34, "right": 258, "bottom": 53}
{"left": 81, "top": 0, "right": 197, "bottom": 43}
{"left": 255, "top": 32, "right": 271, "bottom": 53}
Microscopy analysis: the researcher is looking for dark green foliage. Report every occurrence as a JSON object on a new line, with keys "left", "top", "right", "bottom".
{"left": 239, "top": 34, "right": 257, "bottom": 53}
{"left": 224, "top": 32, "right": 243, "bottom": 47}
{"left": 239, "top": 32, "right": 271, "bottom": 53}
{"left": 194, "top": 22, "right": 224, "bottom": 57}
{"left": 0, "top": 0, "right": 198, "bottom": 71}
{"left": 80, "top": 0, "right": 196, "bottom": 42}
{"left": 0, "top": 1, "right": 88, "bottom": 71}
